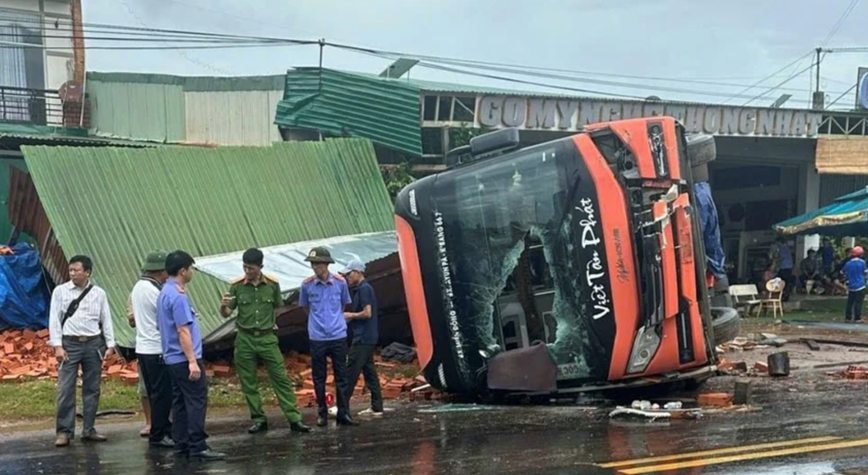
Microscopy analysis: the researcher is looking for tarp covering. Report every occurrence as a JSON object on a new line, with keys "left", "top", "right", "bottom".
{"left": 0, "top": 243, "right": 49, "bottom": 330}
{"left": 695, "top": 182, "right": 726, "bottom": 277}
{"left": 774, "top": 186, "right": 868, "bottom": 236}
{"left": 194, "top": 231, "right": 397, "bottom": 291}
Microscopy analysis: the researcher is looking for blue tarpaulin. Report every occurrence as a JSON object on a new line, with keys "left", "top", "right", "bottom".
{"left": 695, "top": 182, "right": 726, "bottom": 278}
{"left": 0, "top": 243, "right": 49, "bottom": 330}
{"left": 775, "top": 187, "right": 868, "bottom": 237}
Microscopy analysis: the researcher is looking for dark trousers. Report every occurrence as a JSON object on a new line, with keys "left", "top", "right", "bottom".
{"left": 310, "top": 339, "right": 349, "bottom": 419}
{"left": 779, "top": 268, "right": 795, "bottom": 301}
{"left": 846, "top": 289, "right": 866, "bottom": 321}
{"left": 168, "top": 360, "right": 208, "bottom": 454}
{"left": 56, "top": 336, "right": 104, "bottom": 437}
{"left": 138, "top": 353, "right": 173, "bottom": 443}
{"left": 346, "top": 344, "right": 383, "bottom": 412}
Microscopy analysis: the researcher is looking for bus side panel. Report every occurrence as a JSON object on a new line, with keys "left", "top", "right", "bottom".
{"left": 395, "top": 215, "right": 435, "bottom": 370}
{"left": 572, "top": 135, "right": 641, "bottom": 381}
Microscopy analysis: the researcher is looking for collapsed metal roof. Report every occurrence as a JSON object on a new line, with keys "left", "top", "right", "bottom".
{"left": 16, "top": 138, "right": 394, "bottom": 347}
{"left": 195, "top": 231, "right": 398, "bottom": 344}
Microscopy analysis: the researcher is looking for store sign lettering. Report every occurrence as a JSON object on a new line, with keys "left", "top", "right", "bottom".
{"left": 477, "top": 96, "right": 822, "bottom": 137}
{"left": 577, "top": 198, "right": 611, "bottom": 321}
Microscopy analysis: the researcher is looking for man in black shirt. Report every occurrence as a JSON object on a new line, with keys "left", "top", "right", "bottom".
{"left": 342, "top": 260, "right": 384, "bottom": 417}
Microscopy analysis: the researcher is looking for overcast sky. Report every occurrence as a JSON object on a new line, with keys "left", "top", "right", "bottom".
{"left": 82, "top": 0, "right": 868, "bottom": 110}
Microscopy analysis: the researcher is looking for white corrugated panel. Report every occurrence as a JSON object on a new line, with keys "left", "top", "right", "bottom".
{"left": 184, "top": 90, "right": 283, "bottom": 145}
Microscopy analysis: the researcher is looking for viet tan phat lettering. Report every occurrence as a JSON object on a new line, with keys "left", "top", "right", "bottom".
{"left": 433, "top": 212, "right": 465, "bottom": 360}
{"left": 577, "top": 198, "right": 611, "bottom": 320}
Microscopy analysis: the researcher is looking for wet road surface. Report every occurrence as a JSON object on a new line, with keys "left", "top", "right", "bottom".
{"left": 3, "top": 375, "right": 868, "bottom": 475}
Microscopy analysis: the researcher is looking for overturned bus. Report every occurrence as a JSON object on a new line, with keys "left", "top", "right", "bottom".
{"left": 394, "top": 117, "right": 738, "bottom": 398}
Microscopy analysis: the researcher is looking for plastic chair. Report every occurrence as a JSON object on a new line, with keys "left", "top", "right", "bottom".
{"left": 760, "top": 278, "right": 785, "bottom": 318}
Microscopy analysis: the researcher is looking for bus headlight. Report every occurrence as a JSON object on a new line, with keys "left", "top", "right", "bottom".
{"left": 627, "top": 325, "right": 661, "bottom": 374}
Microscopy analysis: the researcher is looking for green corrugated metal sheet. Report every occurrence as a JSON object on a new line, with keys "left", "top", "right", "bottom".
{"left": 275, "top": 68, "right": 423, "bottom": 156}
{"left": 20, "top": 138, "right": 393, "bottom": 347}
{"left": 88, "top": 79, "right": 186, "bottom": 142}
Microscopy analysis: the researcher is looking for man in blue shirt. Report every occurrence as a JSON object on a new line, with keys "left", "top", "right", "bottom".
{"left": 843, "top": 246, "right": 867, "bottom": 323}
{"left": 820, "top": 238, "right": 835, "bottom": 275}
{"left": 342, "top": 259, "right": 384, "bottom": 418}
{"left": 157, "top": 250, "right": 224, "bottom": 461}
{"left": 772, "top": 237, "right": 795, "bottom": 301}
{"left": 299, "top": 247, "right": 357, "bottom": 427}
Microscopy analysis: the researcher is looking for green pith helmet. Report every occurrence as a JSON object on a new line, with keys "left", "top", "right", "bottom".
{"left": 304, "top": 246, "right": 334, "bottom": 264}
{"left": 142, "top": 251, "right": 167, "bottom": 272}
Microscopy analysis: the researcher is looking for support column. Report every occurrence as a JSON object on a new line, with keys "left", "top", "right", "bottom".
{"left": 796, "top": 162, "right": 821, "bottom": 259}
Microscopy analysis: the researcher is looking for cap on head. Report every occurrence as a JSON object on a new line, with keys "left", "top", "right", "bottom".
{"left": 304, "top": 246, "right": 334, "bottom": 264}
{"left": 142, "top": 251, "right": 167, "bottom": 272}
{"left": 853, "top": 246, "right": 865, "bottom": 257}
{"left": 341, "top": 259, "right": 365, "bottom": 275}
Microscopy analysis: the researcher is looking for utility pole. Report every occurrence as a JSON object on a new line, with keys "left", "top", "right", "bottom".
{"left": 812, "top": 47, "right": 825, "bottom": 110}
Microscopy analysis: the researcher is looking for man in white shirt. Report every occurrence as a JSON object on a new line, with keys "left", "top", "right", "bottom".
{"left": 130, "top": 251, "right": 174, "bottom": 448}
{"left": 49, "top": 255, "right": 115, "bottom": 447}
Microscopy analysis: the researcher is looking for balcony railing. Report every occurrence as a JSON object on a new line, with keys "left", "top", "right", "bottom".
{"left": 0, "top": 86, "right": 64, "bottom": 127}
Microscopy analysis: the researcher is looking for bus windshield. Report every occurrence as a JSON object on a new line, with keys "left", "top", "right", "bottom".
{"left": 432, "top": 140, "right": 610, "bottom": 381}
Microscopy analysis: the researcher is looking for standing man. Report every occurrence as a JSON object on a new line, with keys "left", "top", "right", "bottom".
{"left": 299, "top": 247, "right": 358, "bottom": 427}
{"left": 820, "top": 238, "right": 835, "bottom": 276}
{"left": 844, "top": 246, "right": 867, "bottom": 323}
{"left": 157, "top": 251, "right": 224, "bottom": 461}
{"left": 49, "top": 255, "right": 116, "bottom": 447}
{"left": 219, "top": 248, "right": 311, "bottom": 434}
{"left": 126, "top": 295, "right": 151, "bottom": 438}
{"left": 131, "top": 251, "right": 175, "bottom": 448}
{"left": 771, "top": 236, "right": 795, "bottom": 301}
{"left": 342, "top": 259, "right": 384, "bottom": 418}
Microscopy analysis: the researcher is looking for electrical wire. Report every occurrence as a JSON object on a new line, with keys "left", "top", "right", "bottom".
{"left": 826, "top": 82, "right": 859, "bottom": 108}
{"left": 822, "top": 0, "right": 860, "bottom": 47}
{"left": 741, "top": 63, "right": 815, "bottom": 106}
{"left": 720, "top": 51, "right": 815, "bottom": 104}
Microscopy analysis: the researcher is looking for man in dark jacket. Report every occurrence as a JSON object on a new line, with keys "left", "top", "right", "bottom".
{"left": 342, "top": 259, "right": 384, "bottom": 417}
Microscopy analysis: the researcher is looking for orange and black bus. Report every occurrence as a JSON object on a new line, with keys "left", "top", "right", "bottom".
{"left": 394, "top": 117, "right": 738, "bottom": 397}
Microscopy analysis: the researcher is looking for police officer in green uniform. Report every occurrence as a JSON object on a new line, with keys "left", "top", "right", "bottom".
{"left": 219, "top": 248, "right": 311, "bottom": 434}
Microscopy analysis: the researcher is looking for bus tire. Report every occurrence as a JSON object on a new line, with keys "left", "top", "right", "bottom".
{"left": 711, "top": 307, "right": 740, "bottom": 346}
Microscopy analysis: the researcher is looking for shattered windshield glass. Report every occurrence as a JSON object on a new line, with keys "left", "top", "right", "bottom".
{"left": 433, "top": 142, "right": 608, "bottom": 381}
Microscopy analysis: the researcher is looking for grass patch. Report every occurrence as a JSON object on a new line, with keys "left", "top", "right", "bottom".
{"left": 0, "top": 378, "right": 251, "bottom": 421}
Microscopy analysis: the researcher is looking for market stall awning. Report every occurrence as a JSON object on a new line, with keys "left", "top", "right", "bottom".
{"left": 774, "top": 187, "right": 868, "bottom": 236}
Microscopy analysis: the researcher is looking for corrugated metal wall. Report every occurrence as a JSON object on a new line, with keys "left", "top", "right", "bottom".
{"left": 185, "top": 90, "right": 283, "bottom": 145}
{"left": 20, "top": 138, "right": 393, "bottom": 347}
{"left": 88, "top": 79, "right": 186, "bottom": 142}
{"left": 820, "top": 174, "right": 868, "bottom": 207}
{"left": 86, "top": 72, "right": 284, "bottom": 146}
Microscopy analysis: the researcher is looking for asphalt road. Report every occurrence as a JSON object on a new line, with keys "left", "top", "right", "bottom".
{"left": 2, "top": 373, "right": 868, "bottom": 475}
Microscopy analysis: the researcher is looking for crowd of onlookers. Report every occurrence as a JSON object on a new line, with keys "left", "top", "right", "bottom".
{"left": 761, "top": 237, "right": 867, "bottom": 321}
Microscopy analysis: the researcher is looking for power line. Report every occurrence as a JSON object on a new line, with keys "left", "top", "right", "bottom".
{"left": 741, "top": 63, "right": 815, "bottom": 106}
{"left": 822, "top": 0, "right": 860, "bottom": 46}
{"left": 827, "top": 82, "right": 859, "bottom": 108}
{"left": 719, "top": 51, "right": 815, "bottom": 105}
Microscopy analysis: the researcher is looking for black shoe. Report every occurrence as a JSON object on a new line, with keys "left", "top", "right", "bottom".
{"left": 316, "top": 416, "right": 328, "bottom": 427}
{"left": 247, "top": 422, "right": 268, "bottom": 434}
{"left": 290, "top": 421, "right": 311, "bottom": 433}
{"left": 190, "top": 449, "right": 226, "bottom": 461}
{"left": 149, "top": 436, "right": 175, "bottom": 448}
{"left": 336, "top": 417, "right": 359, "bottom": 427}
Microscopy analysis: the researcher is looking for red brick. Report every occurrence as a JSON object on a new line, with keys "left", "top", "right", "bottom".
{"left": 698, "top": 393, "right": 733, "bottom": 407}
{"left": 754, "top": 362, "right": 769, "bottom": 373}
{"left": 36, "top": 329, "right": 50, "bottom": 339}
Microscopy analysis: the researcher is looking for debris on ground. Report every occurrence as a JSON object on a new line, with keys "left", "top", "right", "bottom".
{"left": 768, "top": 352, "right": 791, "bottom": 377}
{"left": 829, "top": 365, "right": 868, "bottom": 380}
{"left": 417, "top": 404, "right": 500, "bottom": 414}
{"left": 0, "top": 329, "right": 439, "bottom": 402}
{"left": 380, "top": 342, "right": 417, "bottom": 363}
{"left": 697, "top": 392, "right": 733, "bottom": 407}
